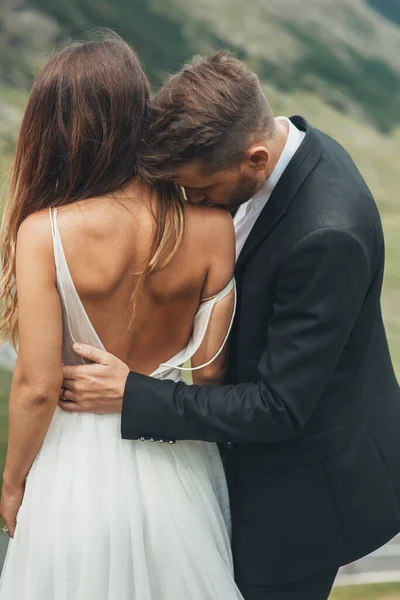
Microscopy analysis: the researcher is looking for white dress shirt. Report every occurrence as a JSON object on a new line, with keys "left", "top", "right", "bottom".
{"left": 234, "top": 117, "right": 306, "bottom": 260}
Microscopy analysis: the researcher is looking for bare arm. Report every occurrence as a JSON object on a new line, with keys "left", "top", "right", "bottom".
{"left": 1, "top": 214, "right": 63, "bottom": 533}
{"left": 191, "top": 210, "right": 235, "bottom": 386}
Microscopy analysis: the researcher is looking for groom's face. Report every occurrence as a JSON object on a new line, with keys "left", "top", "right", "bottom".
{"left": 175, "top": 161, "right": 261, "bottom": 212}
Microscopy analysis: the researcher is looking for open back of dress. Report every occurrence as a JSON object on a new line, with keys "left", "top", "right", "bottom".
{"left": 0, "top": 208, "right": 243, "bottom": 600}
{"left": 50, "top": 206, "right": 235, "bottom": 379}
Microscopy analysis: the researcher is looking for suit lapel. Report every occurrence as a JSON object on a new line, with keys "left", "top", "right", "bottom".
{"left": 235, "top": 117, "right": 323, "bottom": 274}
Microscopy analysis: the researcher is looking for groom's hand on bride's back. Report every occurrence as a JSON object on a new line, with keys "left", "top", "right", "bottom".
{"left": 59, "top": 343, "right": 129, "bottom": 414}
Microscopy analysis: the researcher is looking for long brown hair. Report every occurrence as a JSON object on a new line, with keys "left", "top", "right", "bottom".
{"left": 0, "top": 31, "right": 185, "bottom": 344}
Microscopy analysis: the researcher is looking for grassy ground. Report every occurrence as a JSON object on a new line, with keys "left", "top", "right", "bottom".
{"left": 330, "top": 583, "right": 400, "bottom": 599}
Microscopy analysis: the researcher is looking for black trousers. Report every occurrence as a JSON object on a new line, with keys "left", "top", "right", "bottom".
{"left": 235, "top": 568, "right": 338, "bottom": 600}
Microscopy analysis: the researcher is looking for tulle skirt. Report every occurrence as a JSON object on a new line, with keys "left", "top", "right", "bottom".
{"left": 0, "top": 407, "right": 243, "bottom": 599}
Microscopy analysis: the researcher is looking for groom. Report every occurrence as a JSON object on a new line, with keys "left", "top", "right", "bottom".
{"left": 60, "top": 53, "right": 400, "bottom": 599}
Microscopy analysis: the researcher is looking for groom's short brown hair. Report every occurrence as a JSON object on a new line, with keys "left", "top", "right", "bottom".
{"left": 140, "top": 52, "right": 276, "bottom": 180}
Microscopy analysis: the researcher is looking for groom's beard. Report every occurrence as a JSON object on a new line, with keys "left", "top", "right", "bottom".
{"left": 226, "top": 173, "right": 260, "bottom": 213}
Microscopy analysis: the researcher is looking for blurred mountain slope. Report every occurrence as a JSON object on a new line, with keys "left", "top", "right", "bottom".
{"left": 366, "top": 0, "right": 400, "bottom": 26}
{"left": 2, "top": 0, "right": 400, "bottom": 131}
{"left": 152, "top": 0, "right": 400, "bottom": 132}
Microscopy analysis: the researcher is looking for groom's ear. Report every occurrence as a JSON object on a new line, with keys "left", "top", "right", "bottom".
{"left": 247, "top": 145, "right": 269, "bottom": 171}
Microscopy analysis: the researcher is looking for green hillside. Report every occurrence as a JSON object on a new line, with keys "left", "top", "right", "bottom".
{"left": 3, "top": 0, "right": 400, "bottom": 131}
{"left": 156, "top": 0, "right": 400, "bottom": 132}
{"left": 331, "top": 582, "right": 400, "bottom": 599}
{"left": 366, "top": 0, "right": 400, "bottom": 25}
{"left": 28, "top": 0, "right": 193, "bottom": 85}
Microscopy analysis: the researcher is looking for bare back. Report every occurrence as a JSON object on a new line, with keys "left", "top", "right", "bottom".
{"left": 50, "top": 181, "right": 235, "bottom": 376}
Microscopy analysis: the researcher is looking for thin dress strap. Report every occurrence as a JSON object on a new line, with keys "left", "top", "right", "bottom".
{"left": 155, "top": 278, "right": 236, "bottom": 374}
{"left": 48, "top": 207, "right": 59, "bottom": 269}
{"left": 48, "top": 207, "right": 104, "bottom": 365}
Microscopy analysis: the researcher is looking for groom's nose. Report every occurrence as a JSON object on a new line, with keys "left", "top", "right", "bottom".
{"left": 184, "top": 188, "right": 207, "bottom": 205}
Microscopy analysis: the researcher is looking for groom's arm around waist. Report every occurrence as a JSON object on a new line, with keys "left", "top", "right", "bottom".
{"left": 122, "top": 227, "right": 373, "bottom": 444}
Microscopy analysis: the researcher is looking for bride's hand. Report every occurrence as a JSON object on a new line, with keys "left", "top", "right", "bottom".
{"left": 59, "top": 343, "right": 130, "bottom": 414}
{"left": 0, "top": 481, "right": 25, "bottom": 538}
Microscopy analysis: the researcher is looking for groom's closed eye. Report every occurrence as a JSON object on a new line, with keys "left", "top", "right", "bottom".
{"left": 184, "top": 187, "right": 208, "bottom": 205}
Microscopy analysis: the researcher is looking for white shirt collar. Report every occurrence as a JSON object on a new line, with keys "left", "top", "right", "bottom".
{"left": 263, "top": 116, "right": 305, "bottom": 198}
{"left": 235, "top": 117, "right": 305, "bottom": 222}
{"left": 233, "top": 117, "right": 306, "bottom": 260}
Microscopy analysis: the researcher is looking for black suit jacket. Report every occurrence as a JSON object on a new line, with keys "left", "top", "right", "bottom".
{"left": 122, "top": 117, "right": 400, "bottom": 585}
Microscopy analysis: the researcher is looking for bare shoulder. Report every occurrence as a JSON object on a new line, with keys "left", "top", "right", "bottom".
{"left": 17, "top": 209, "right": 54, "bottom": 257}
{"left": 185, "top": 204, "right": 235, "bottom": 251}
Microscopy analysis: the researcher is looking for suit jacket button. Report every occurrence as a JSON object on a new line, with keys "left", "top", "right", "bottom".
{"left": 225, "top": 442, "right": 236, "bottom": 451}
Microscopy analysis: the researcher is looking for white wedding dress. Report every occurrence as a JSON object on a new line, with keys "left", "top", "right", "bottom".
{"left": 0, "top": 208, "right": 243, "bottom": 600}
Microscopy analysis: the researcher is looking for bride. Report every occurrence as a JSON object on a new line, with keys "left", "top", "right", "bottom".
{"left": 0, "top": 33, "right": 242, "bottom": 599}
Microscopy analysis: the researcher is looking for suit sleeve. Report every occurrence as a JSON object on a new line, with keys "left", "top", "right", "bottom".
{"left": 121, "top": 227, "right": 371, "bottom": 443}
